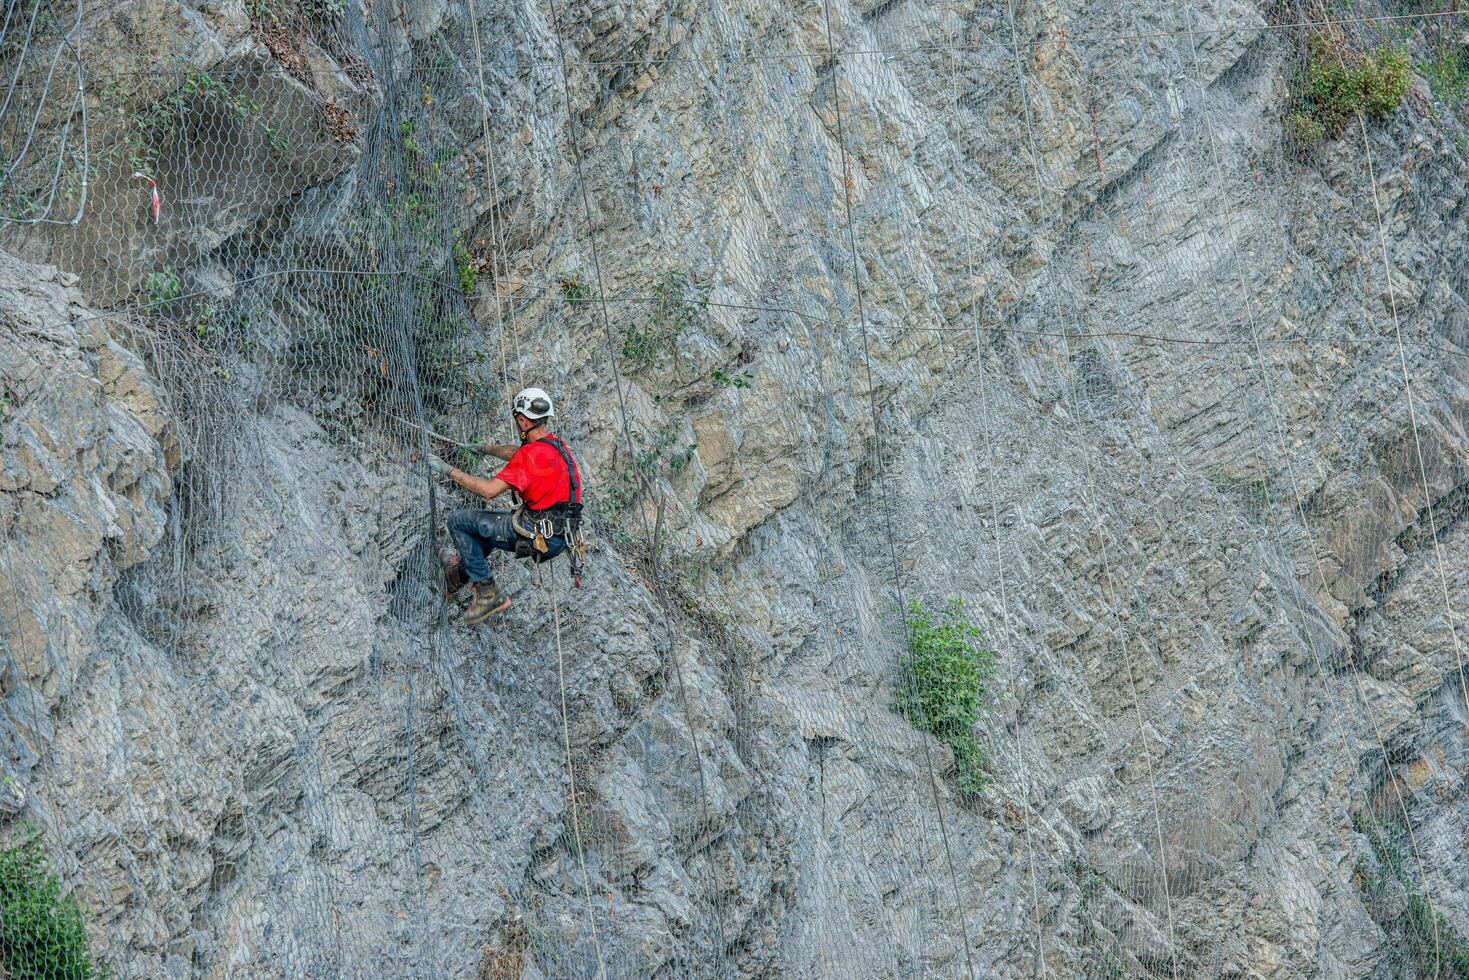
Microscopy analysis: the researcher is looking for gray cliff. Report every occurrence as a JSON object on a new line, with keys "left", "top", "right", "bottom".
{"left": 0, "top": 0, "right": 1467, "bottom": 976}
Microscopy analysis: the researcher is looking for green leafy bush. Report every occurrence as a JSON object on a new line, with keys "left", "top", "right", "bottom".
{"left": 1290, "top": 36, "right": 1410, "bottom": 147}
{"left": 123, "top": 69, "right": 285, "bottom": 173}
{"left": 0, "top": 830, "right": 106, "bottom": 980}
{"left": 144, "top": 268, "right": 182, "bottom": 306}
{"left": 709, "top": 368, "right": 753, "bottom": 389}
{"left": 453, "top": 235, "right": 478, "bottom": 298}
{"left": 893, "top": 599, "right": 995, "bottom": 795}
{"left": 622, "top": 270, "right": 708, "bottom": 369}
{"left": 1283, "top": 110, "right": 1325, "bottom": 146}
{"left": 246, "top": 0, "right": 344, "bottom": 25}
{"left": 594, "top": 426, "right": 698, "bottom": 540}
{"left": 559, "top": 274, "right": 591, "bottom": 307}
{"left": 1356, "top": 813, "right": 1469, "bottom": 978}
{"left": 1419, "top": 49, "right": 1469, "bottom": 109}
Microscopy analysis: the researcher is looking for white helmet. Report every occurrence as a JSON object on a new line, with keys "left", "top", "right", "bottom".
{"left": 512, "top": 386, "right": 554, "bottom": 420}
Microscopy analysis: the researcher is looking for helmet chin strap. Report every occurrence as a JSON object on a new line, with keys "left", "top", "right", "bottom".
{"left": 517, "top": 417, "right": 548, "bottom": 443}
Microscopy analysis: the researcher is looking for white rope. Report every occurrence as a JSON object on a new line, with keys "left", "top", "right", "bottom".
{"left": 1354, "top": 106, "right": 1462, "bottom": 974}
{"left": 547, "top": 569, "right": 610, "bottom": 979}
{"left": 1356, "top": 108, "right": 1469, "bottom": 728}
{"left": 1174, "top": 6, "right": 1443, "bottom": 965}
{"left": 944, "top": 3, "right": 1049, "bottom": 971}
{"left": 465, "top": 0, "right": 524, "bottom": 414}
{"left": 1003, "top": 1, "right": 1181, "bottom": 970}
{"left": 815, "top": 1, "right": 979, "bottom": 975}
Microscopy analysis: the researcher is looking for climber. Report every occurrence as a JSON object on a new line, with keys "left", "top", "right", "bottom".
{"left": 427, "top": 387, "right": 583, "bottom": 625}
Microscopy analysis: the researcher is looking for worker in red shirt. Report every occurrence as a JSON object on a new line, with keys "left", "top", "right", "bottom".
{"left": 428, "top": 387, "right": 583, "bottom": 625}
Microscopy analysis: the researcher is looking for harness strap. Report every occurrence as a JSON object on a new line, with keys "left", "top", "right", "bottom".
{"left": 510, "top": 436, "right": 583, "bottom": 542}
{"left": 537, "top": 435, "right": 581, "bottom": 507}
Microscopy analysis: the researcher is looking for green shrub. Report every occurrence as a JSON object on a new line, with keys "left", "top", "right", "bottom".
{"left": 1357, "top": 815, "right": 1469, "bottom": 978}
{"left": 143, "top": 268, "right": 182, "bottom": 306}
{"left": 709, "top": 368, "right": 753, "bottom": 389}
{"left": 622, "top": 270, "right": 708, "bottom": 370}
{"left": 1419, "top": 49, "right": 1469, "bottom": 108}
{"left": 123, "top": 69, "right": 284, "bottom": 173}
{"left": 246, "top": 0, "right": 343, "bottom": 25}
{"left": 593, "top": 426, "right": 697, "bottom": 538}
{"left": 559, "top": 274, "right": 590, "bottom": 307}
{"left": 453, "top": 235, "right": 478, "bottom": 298}
{"left": 1291, "top": 36, "right": 1410, "bottom": 147}
{"left": 1284, "top": 110, "right": 1326, "bottom": 147}
{"left": 0, "top": 830, "right": 106, "bottom": 980}
{"left": 893, "top": 599, "right": 995, "bottom": 795}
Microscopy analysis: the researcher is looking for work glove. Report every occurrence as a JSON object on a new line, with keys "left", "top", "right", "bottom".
{"left": 427, "top": 453, "right": 454, "bottom": 476}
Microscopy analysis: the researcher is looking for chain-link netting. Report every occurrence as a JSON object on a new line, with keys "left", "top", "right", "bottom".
{"left": 2, "top": 0, "right": 1469, "bottom": 975}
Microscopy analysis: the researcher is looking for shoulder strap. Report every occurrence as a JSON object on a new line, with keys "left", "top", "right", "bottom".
{"left": 539, "top": 436, "right": 581, "bottom": 504}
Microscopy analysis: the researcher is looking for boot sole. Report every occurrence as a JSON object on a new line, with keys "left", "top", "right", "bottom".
{"left": 463, "top": 596, "right": 512, "bottom": 626}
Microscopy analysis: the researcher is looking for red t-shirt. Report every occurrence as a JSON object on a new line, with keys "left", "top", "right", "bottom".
{"left": 496, "top": 437, "right": 580, "bottom": 512}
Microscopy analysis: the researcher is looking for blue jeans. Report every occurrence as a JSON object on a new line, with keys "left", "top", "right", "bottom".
{"left": 446, "top": 508, "right": 566, "bottom": 584}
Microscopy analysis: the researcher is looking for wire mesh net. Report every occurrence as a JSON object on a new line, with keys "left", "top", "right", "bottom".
{"left": 1, "top": 0, "right": 1468, "bottom": 976}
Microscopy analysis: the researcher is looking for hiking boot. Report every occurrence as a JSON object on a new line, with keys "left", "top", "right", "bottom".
{"left": 463, "top": 582, "right": 511, "bottom": 626}
{"left": 440, "top": 546, "right": 467, "bottom": 602}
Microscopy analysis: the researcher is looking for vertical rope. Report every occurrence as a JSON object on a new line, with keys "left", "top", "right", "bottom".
{"left": 944, "top": 13, "right": 1049, "bottom": 975}
{"left": 1002, "top": 3, "right": 1180, "bottom": 970}
{"left": 466, "top": 0, "right": 525, "bottom": 414}
{"left": 543, "top": 0, "right": 658, "bottom": 541}
{"left": 815, "top": 2, "right": 979, "bottom": 975}
{"left": 547, "top": 568, "right": 610, "bottom": 979}
{"left": 1354, "top": 105, "right": 1459, "bottom": 973}
{"left": 538, "top": 6, "right": 734, "bottom": 970}
{"left": 1173, "top": 7, "right": 1446, "bottom": 969}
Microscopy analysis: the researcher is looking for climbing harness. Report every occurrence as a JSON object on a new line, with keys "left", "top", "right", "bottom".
{"left": 509, "top": 434, "right": 587, "bottom": 586}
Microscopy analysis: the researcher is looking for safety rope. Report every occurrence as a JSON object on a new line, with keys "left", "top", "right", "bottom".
{"left": 1354, "top": 104, "right": 1464, "bottom": 974}
{"left": 1175, "top": 3, "right": 1443, "bottom": 965}
{"left": 1003, "top": 3, "right": 1182, "bottom": 971}
{"left": 546, "top": 567, "right": 610, "bottom": 979}
{"left": 816, "top": 2, "right": 979, "bottom": 976}
{"left": 1355, "top": 109, "right": 1469, "bottom": 727}
{"left": 465, "top": 0, "right": 523, "bottom": 413}
{"left": 543, "top": 0, "right": 659, "bottom": 543}
{"left": 536, "top": 3, "right": 737, "bottom": 971}
{"left": 1004, "top": 0, "right": 1186, "bottom": 969}
{"left": 943, "top": 6, "right": 1049, "bottom": 971}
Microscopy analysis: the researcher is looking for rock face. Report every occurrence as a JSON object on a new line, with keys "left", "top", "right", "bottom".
{"left": 2, "top": 0, "right": 1469, "bottom": 977}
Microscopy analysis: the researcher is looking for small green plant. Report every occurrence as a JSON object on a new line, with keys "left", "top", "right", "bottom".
{"left": 451, "top": 433, "right": 489, "bottom": 471}
{"left": 709, "top": 368, "right": 753, "bottom": 389}
{"left": 0, "top": 829, "right": 107, "bottom": 979}
{"left": 122, "top": 69, "right": 285, "bottom": 173}
{"left": 1356, "top": 813, "right": 1469, "bottom": 978}
{"left": 558, "top": 274, "right": 590, "bottom": 307}
{"left": 191, "top": 307, "right": 254, "bottom": 355}
{"left": 143, "top": 268, "right": 182, "bottom": 306}
{"left": 453, "top": 235, "right": 478, "bottom": 298}
{"left": 893, "top": 599, "right": 995, "bottom": 795}
{"left": 246, "top": 0, "right": 343, "bottom": 26}
{"left": 1290, "top": 36, "right": 1410, "bottom": 148}
{"left": 1419, "top": 49, "right": 1469, "bottom": 109}
{"left": 400, "top": 120, "right": 423, "bottom": 160}
{"left": 595, "top": 427, "right": 697, "bottom": 535}
{"left": 621, "top": 270, "right": 708, "bottom": 369}
{"left": 0, "top": 394, "right": 12, "bottom": 418}
{"left": 1284, "top": 110, "right": 1326, "bottom": 146}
